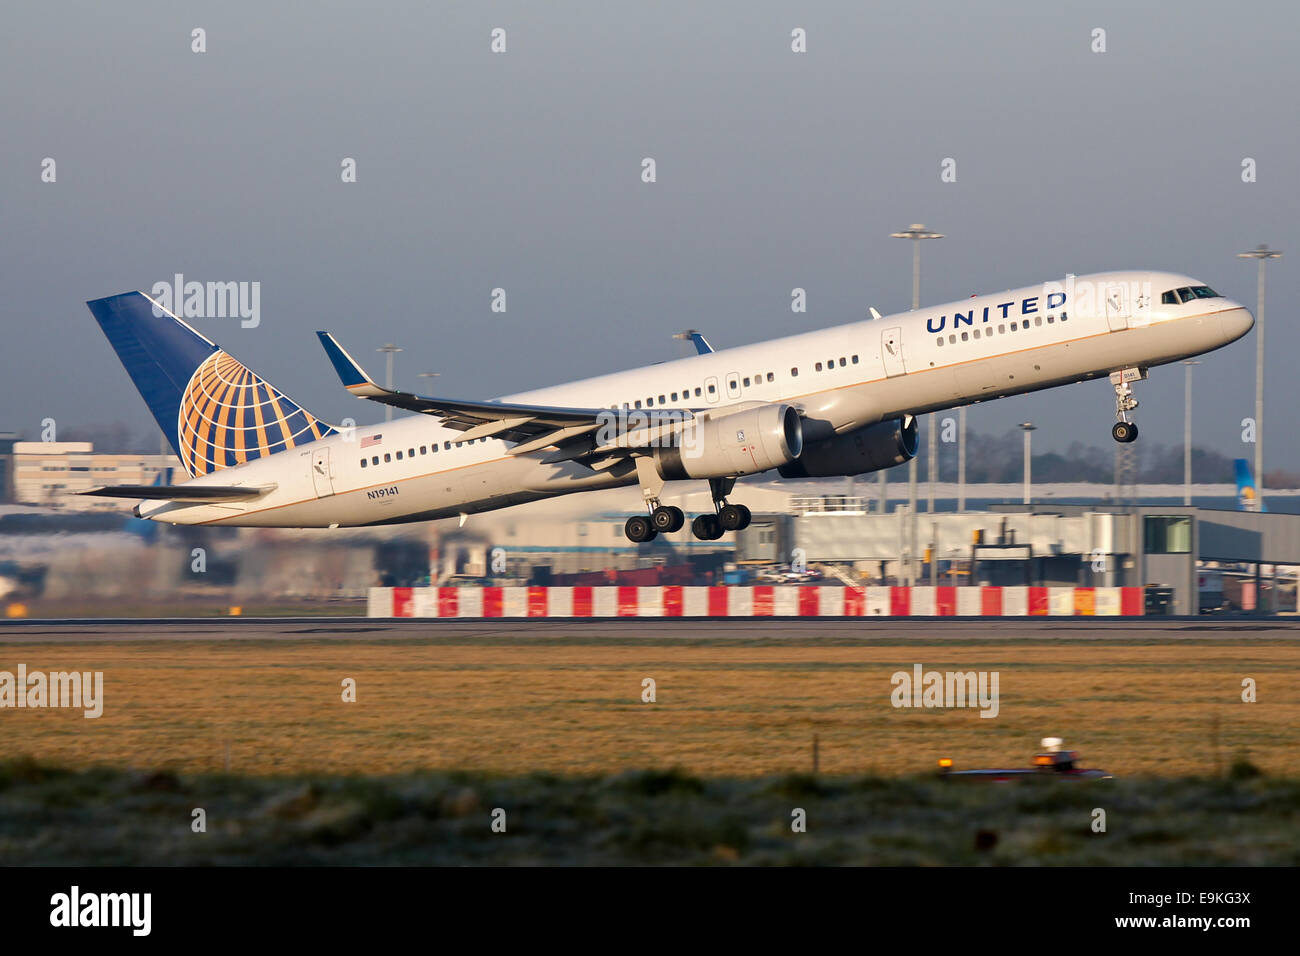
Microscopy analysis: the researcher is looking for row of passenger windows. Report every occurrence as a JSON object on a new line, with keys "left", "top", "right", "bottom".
{"left": 623, "top": 354, "right": 860, "bottom": 408}
{"left": 1162, "top": 286, "right": 1220, "bottom": 305}
{"left": 935, "top": 313, "right": 1067, "bottom": 347}
{"left": 359, "top": 436, "right": 489, "bottom": 468}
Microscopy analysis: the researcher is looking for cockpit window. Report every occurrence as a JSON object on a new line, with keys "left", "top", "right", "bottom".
{"left": 1163, "top": 286, "right": 1220, "bottom": 304}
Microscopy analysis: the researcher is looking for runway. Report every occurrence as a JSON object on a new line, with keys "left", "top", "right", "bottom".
{"left": 1, "top": 616, "right": 1298, "bottom": 643}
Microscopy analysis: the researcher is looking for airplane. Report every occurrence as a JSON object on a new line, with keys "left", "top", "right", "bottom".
{"left": 81, "top": 270, "right": 1253, "bottom": 542}
{"left": 1235, "top": 458, "right": 1266, "bottom": 512}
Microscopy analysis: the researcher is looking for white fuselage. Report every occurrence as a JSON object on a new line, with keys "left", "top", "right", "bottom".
{"left": 138, "top": 270, "right": 1253, "bottom": 527}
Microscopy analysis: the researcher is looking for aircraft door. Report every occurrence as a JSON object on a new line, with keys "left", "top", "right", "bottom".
{"left": 725, "top": 372, "right": 742, "bottom": 400}
{"left": 311, "top": 446, "right": 335, "bottom": 498}
{"left": 704, "top": 375, "right": 720, "bottom": 404}
{"left": 881, "top": 327, "right": 905, "bottom": 378}
{"left": 1105, "top": 283, "right": 1130, "bottom": 331}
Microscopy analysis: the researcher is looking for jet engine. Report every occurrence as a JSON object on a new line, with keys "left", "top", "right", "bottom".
{"left": 653, "top": 403, "right": 803, "bottom": 479}
{"left": 777, "top": 416, "right": 917, "bottom": 478}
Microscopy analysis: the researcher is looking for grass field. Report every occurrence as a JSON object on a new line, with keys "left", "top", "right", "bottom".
{"left": 3, "top": 635, "right": 1296, "bottom": 778}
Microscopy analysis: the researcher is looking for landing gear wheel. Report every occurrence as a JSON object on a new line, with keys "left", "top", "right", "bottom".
{"left": 692, "top": 514, "right": 724, "bottom": 540}
{"left": 733, "top": 504, "right": 752, "bottom": 530}
{"left": 625, "top": 515, "right": 658, "bottom": 543}
{"left": 1111, "top": 421, "right": 1138, "bottom": 444}
{"left": 718, "top": 503, "right": 747, "bottom": 532}
{"left": 652, "top": 505, "right": 685, "bottom": 533}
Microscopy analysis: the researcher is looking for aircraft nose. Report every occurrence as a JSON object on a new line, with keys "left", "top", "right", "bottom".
{"left": 1220, "top": 304, "right": 1255, "bottom": 342}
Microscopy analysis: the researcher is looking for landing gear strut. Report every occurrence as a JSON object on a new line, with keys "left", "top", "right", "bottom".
{"left": 1109, "top": 368, "right": 1145, "bottom": 444}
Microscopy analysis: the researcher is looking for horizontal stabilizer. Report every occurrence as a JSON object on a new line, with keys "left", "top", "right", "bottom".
{"left": 78, "top": 484, "right": 276, "bottom": 502}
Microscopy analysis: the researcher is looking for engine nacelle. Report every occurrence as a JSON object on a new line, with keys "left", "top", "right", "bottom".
{"left": 654, "top": 404, "right": 803, "bottom": 479}
{"left": 777, "top": 416, "right": 917, "bottom": 478}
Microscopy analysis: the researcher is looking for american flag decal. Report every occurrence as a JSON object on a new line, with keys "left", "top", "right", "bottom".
{"left": 361, "top": 434, "right": 382, "bottom": 448}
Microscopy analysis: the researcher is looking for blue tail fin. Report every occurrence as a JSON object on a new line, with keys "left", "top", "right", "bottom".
{"left": 87, "top": 291, "right": 335, "bottom": 477}
{"left": 1234, "top": 458, "right": 1265, "bottom": 512}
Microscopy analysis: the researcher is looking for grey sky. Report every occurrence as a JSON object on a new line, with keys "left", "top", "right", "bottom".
{"left": 2, "top": 1, "right": 1296, "bottom": 465}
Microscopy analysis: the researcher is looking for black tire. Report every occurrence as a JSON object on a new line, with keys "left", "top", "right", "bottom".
{"left": 1111, "top": 422, "right": 1135, "bottom": 444}
{"left": 625, "top": 515, "right": 655, "bottom": 543}
{"left": 734, "top": 504, "right": 752, "bottom": 530}
{"left": 718, "top": 504, "right": 745, "bottom": 531}
{"left": 652, "top": 505, "right": 684, "bottom": 533}
{"left": 692, "top": 514, "right": 722, "bottom": 540}
{"left": 1126, "top": 423, "right": 1139, "bottom": 443}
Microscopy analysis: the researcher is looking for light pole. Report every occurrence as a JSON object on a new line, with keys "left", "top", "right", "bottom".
{"left": 376, "top": 344, "right": 403, "bottom": 422}
{"left": 1018, "top": 422, "right": 1037, "bottom": 505}
{"left": 891, "top": 224, "right": 944, "bottom": 518}
{"left": 1237, "top": 244, "right": 1281, "bottom": 508}
{"left": 1182, "top": 360, "right": 1200, "bottom": 506}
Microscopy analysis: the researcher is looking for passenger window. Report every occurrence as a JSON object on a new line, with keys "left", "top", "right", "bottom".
{"left": 1035, "top": 317, "right": 1042, "bottom": 326}
{"left": 695, "top": 387, "right": 702, "bottom": 397}
{"left": 839, "top": 358, "right": 846, "bottom": 367}
{"left": 766, "top": 372, "right": 774, "bottom": 382}
{"left": 444, "top": 441, "right": 450, "bottom": 450}
{"left": 936, "top": 337, "right": 944, "bottom": 346}
{"left": 728, "top": 379, "right": 737, "bottom": 390}
{"left": 409, "top": 448, "right": 415, "bottom": 456}
{"left": 372, "top": 456, "right": 379, "bottom": 465}
{"left": 634, "top": 400, "right": 642, "bottom": 408}
{"left": 396, "top": 451, "right": 403, "bottom": 460}
{"left": 815, "top": 362, "right": 823, "bottom": 372}
{"left": 1061, "top": 312, "right": 1068, "bottom": 321}
{"left": 1047, "top": 315, "right": 1054, "bottom": 324}
{"left": 961, "top": 332, "right": 969, "bottom": 341}
{"left": 851, "top": 355, "right": 859, "bottom": 364}
{"left": 671, "top": 392, "right": 678, "bottom": 401}
{"left": 708, "top": 383, "right": 716, "bottom": 394}
{"left": 998, "top": 324, "right": 1005, "bottom": 334}
{"left": 743, "top": 377, "right": 751, "bottom": 387}
{"left": 419, "top": 446, "right": 426, "bottom": 455}
{"left": 790, "top": 367, "right": 799, "bottom": 377}
{"left": 384, "top": 453, "right": 391, "bottom": 462}
{"left": 658, "top": 395, "right": 665, "bottom": 404}
{"left": 360, "top": 459, "right": 367, "bottom": 468}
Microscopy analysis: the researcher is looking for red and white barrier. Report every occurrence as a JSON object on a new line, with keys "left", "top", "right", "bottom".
{"left": 368, "top": 585, "right": 1145, "bottom": 618}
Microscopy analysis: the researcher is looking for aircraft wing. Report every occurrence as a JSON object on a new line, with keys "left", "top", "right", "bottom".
{"left": 316, "top": 332, "right": 694, "bottom": 456}
{"left": 78, "top": 484, "right": 277, "bottom": 501}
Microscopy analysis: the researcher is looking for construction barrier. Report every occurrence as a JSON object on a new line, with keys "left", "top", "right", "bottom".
{"left": 368, "top": 585, "right": 1145, "bottom": 618}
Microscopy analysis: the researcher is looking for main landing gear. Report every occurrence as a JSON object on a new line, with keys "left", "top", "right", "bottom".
{"left": 622, "top": 473, "right": 752, "bottom": 543}
{"left": 1109, "top": 368, "right": 1146, "bottom": 444}
{"left": 624, "top": 505, "right": 684, "bottom": 544}
{"left": 689, "top": 478, "right": 751, "bottom": 541}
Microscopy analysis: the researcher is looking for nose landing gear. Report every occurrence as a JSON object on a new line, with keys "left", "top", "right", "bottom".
{"left": 1109, "top": 368, "right": 1146, "bottom": 443}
